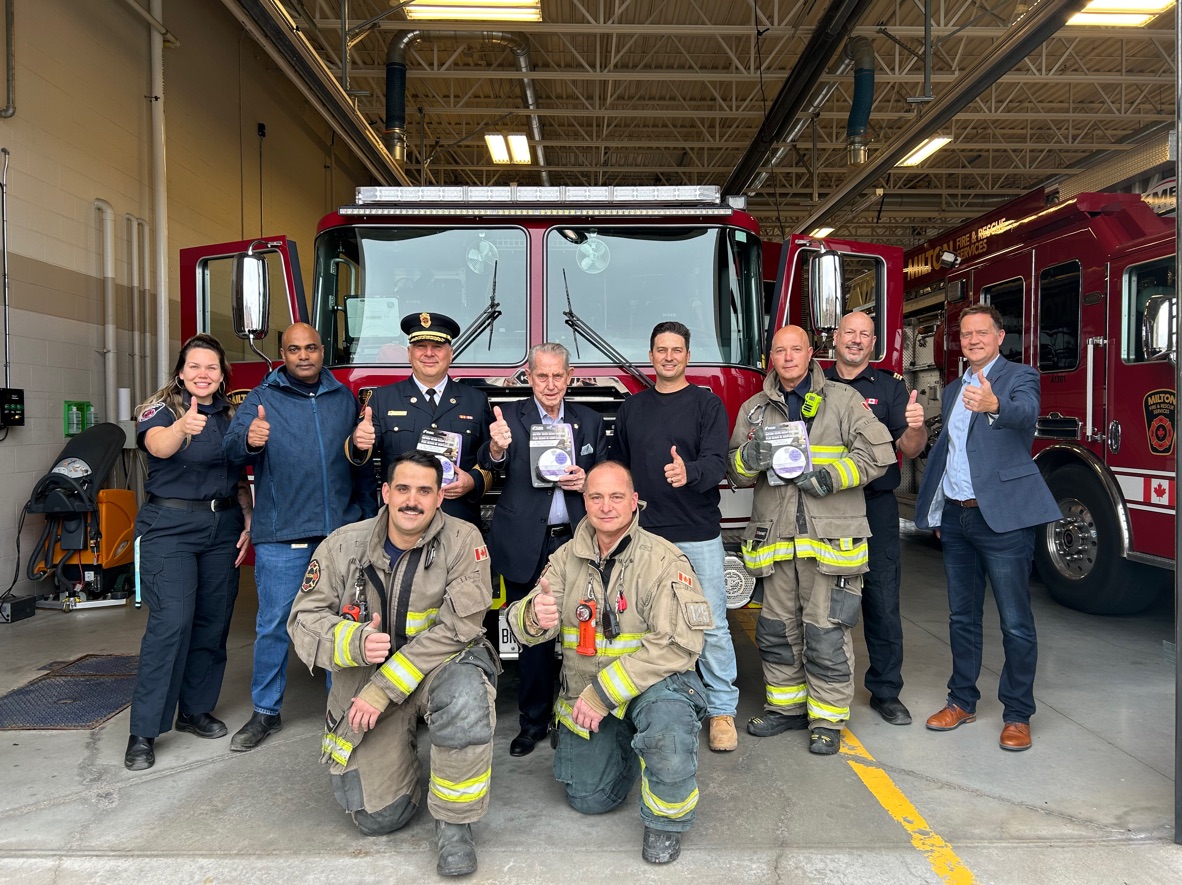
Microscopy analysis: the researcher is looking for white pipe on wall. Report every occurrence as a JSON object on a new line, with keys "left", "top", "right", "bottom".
{"left": 150, "top": 0, "right": 169, "bottom": 386}
{"left": 137, "top": 217, "right": 151, "bottom": 402}
{"left": 124, "top": 213, "right": 141, "bottom": 404}
{"left": 94, "top": 198, "right": 117, "bottom": 423}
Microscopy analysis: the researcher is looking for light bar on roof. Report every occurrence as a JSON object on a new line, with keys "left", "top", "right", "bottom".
{"left": 338, "top": 205, "right": 737, "bottom": 218}
{"left": 354, "top": 185, "right": 722, "bottom": 205}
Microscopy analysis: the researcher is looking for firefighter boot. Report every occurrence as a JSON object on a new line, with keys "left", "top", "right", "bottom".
{"left": 809, "top": 726, "right": 843, "bottom": 756}
{"left": 435, "top": 821, "right": 477, "bottom": 877}
{"left": 642, "top": 827, "right": 682, "bottom": 864}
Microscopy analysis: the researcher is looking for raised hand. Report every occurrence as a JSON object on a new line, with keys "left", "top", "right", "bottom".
{"left": 488, "top": 405, "right": 512, "bottom": 460}
{"left": 904, "top": 389, "right": 924, "bottom": 429}
{"left": 247, "top": 403, "right": 270, "bottom": 448}
{"left": 962, "top": 375, "right": 999, "bottom": 414}
{"left": 362, "top": 612, "right": 391, "bottom": 664}
{"left": 664, "top": 445, "right": 687, "bottom": 488}
{"left": 533, "top": 575, "right": 559, "bottom": 630}
{"left": 353, "top": 405, "right": 375, "bottom": 451}
{"left": 177, "top": 396, "right": 207, "bottom": 438}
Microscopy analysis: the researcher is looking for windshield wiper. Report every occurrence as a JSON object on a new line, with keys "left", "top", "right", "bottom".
{"left": 562, "top": 269, "right": 654, "bottom": 390}
{"left": 452, "top": 260, "right": 502, "bottom": 360}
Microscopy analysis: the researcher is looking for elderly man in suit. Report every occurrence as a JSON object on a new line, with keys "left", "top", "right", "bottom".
{"left": 915, "top": 303, "right": 1061, "bottom": 752}
{"left": 478, "top": 342, "right": 608, "bottom": 756}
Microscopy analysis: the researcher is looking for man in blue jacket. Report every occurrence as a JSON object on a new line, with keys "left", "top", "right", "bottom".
{"left": 915, "top": 304, "right": 1061, "bottom": 752}
{"left": 223, "top": 323, "right": 376, "bottom": 751}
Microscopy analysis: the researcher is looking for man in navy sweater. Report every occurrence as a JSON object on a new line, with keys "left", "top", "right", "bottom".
{"left": 611, "top": 321, "right": 739, "bottom": 752}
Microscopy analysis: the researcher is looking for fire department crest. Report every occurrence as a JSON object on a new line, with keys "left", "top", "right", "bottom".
{"left": 1143, "top": 388, "right": 1175, "bottom": 456}
{"left": 420, "top": 312, "right": 432, "bottom": 328}
{"left": 226, "top": 388, "right": 251, "bottom": 406}
{"left": 300, "top": 560, "right": 321, "bottom": 593}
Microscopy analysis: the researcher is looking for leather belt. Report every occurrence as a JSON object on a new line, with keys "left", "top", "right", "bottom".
{"left": 948, "top": 497, "right": 979, "bottom": 508}
{"left": 149, "top": 494, "right": 236, "bottom": 512}
{"left": 546, "top": 523, "right": 573, "bottom": 538}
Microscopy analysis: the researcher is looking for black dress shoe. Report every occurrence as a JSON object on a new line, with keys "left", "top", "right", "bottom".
{"left": 124, "top": 735, "right": 155, "bottom": 771}
{"left": 509, "top": 725, "right": 550, "bottom": 757}
{"left": 869, "top": 697, "right": 913, "bottom": 726}
{"left": 176, "top": 712, "right": 228, "bottom": 739}
{"left": 229, "top": 712, "right": 283, "bottom": 752}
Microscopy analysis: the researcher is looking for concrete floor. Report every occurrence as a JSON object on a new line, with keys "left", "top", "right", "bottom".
{"left": 0, "top": 526, "right": 1178, "bottom": 884}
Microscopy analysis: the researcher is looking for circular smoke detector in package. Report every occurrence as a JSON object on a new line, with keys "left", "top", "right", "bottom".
{"left": 438, "top": 456, "right": 456, "bottom": 485}
{"left": 772, "top": 445, "right": 807, "bottom": 479}
{"left": 537, "top": 447, "right": 571, "bottom": 482}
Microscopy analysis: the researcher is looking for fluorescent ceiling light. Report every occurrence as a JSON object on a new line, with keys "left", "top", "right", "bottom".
{"left": 1068, "top": 0, "right": 1174, "bottom": 25}
{"left": 897, "top": 136, "right": 952, "bottom": 167}
{"left": 484, "top": 133, "right": 510, "bottom": 164}
{"left": 406, "top": 0, "right": 543, "bottom": 22}
{"left": 485, "top": 133, "right": 531, "bottom": 164}
{"left": 809, "top": 227, "right": 835, "bottom": 238}
{"left": 507, "top": 134, "right": 531, "bottom": 164}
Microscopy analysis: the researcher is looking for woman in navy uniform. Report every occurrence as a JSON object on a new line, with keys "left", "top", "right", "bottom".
{"left": 124, "top": 334, "right": 252, "bottom": 771}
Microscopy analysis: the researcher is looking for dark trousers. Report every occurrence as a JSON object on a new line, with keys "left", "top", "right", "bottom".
{"left": 938, "top": 501, "right": 1038, "bottom": 723}
{"left": 503, "top": 528, "right": 569, "bottom": 731}
{"left": 130, "top": 502, "right": 243, "bottom": 738}
{"left": 862, "top": 491, "right": 904, "bottom": 699}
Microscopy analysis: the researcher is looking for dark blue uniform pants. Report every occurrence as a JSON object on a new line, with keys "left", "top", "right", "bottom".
{"left": 130, "top": 503, "right": 242, "bottom": 738}
{"left": 861, "top": 491, "right": 904, "bottom": 700}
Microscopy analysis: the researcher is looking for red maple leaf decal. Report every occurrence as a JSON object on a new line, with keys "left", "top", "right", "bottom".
{"left": 1154, "top": 482, "right": 1167, "bottom": 499}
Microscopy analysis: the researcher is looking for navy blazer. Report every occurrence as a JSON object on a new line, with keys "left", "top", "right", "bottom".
{"left": 477, "top": 397, "right": 608, "bottom": 584}
{"left": 915, "top": 357, "right": 1060, "bottom": 534}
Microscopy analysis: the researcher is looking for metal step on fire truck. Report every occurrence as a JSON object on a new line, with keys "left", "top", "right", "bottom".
{"left": 180, "top": 184, "right": 904, "bottom": 654}
{"left": 897, "top": 188, "right": 1176, "bottom": 615}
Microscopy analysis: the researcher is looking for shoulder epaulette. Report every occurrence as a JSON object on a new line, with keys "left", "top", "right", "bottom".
{"left": 892, "top": 372, "right": 904, "bottom": 381}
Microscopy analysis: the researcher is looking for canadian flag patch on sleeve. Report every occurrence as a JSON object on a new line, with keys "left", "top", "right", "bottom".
{"left": 677, "top": 571, "right": 694, "bottom": 587}
{"left": 474, "top": 545, "right": 489, "bottom": 562}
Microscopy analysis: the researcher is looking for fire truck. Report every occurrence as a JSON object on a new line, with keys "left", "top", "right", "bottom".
{"left": 179, "top": 184, "right": 903, "bottom": 649}
{"left": 899, "top": 190, "right": 1176, "bottom": 615}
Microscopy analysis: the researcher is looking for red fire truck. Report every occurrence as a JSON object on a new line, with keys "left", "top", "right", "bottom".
{"left": 900, "top": 190, "right": 1176, "bottom": 614}
{"left": 179, "top": 184, "right": 903, "bottom": 647}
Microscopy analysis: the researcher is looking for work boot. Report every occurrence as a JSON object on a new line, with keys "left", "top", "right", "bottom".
{"left": 124, "top": 735, "right": 155, "bottom": 771}
{"left": 809, "top": 726, "right": 842, "bottom": 756}
{"left": 175, "top": 712, "right": 228, "bottom": 739}
{"left": 229, "top": 712, "right": 282, "bottom": 752}
{"left": 435, "top": 821, "right": 477, "bottom": 877}
{"left": 747, "top": 710, "right": 808, "bottom": 737}
{"left": 708, "top": 715, "right": 738, "bottom": 752}
{"left": 641, "top": 827, "right": 682, "bottom": 864}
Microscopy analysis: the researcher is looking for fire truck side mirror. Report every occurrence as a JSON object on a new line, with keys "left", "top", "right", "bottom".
{"left": 809, "top": 248, "right": 844, "bottom": 335}
{"left": 1142, "top": 290, "right": 1176, "bottom": 363}
{"left": 231, "top": 251, "right": 271, "bottom": 341}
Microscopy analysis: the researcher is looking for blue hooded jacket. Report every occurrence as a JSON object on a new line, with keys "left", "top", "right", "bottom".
{"left": 224, "top": 366, "right": 376, "bottom": 544}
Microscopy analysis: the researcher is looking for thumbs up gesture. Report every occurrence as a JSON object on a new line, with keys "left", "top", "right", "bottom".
{"left": 663, "top": 444, "right": 687, "bottom": 488}
{"left": 362, "top": 612, "right": 391, "bottom": 664}
{"left": 533, "top": 575, "right": 559, "bottom": 630}
{"left": 247, "top": 403, "right": 271, "bottom": 448}
{"left": 904, "top": 389, "right": 924, "bottom": 429}
{"left": 177, "top": 396, "right": 207, "bottom": 437}
{"left": 962, "top": 374, "right": 1000, "bottom": 414}
{"left": 488, "top": 405, "right": 512, "bottom": 460}
{"left": 353, "top": 405, "right": 375, "bottom": 451}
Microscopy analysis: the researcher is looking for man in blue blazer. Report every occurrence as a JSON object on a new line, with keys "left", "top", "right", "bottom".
{"left": 478, "top": 342, "right": 608, "bottom": 756}
{"left": 915, "top": 304, "right": 1060, "bottom": 752}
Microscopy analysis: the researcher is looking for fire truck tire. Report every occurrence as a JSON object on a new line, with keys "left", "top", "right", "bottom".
{"left": 1034, "top": 465, "right": 1159, "bottom": 615}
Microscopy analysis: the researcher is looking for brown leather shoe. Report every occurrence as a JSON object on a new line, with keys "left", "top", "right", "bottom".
{"left": 999, "top": 722, "right": 1032, "bottom": 751}
{"left": 925, "top": 703, "right": 976, "bottom": 731}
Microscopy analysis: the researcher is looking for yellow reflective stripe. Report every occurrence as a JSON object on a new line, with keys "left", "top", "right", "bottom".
{"left": 559, "top": 627, "right": 645, "bottom": 657}
{"left": 766, "top": 683, "right": 808, "bottom": 707}
{"left": 830, "top": 457, "right": 859, "bottom": 489}
{"left": 808, "top": 697, "right": 850, "bottom": 722}
{"left": 322, "top": 731, "right": 353, "bottom": 766}
{"left": 429, "top": 768, "right": 491, "bottom": 804}
{"left": 741, "top": 540, "right": 794, "bottom": 570}
{"left": 378, "top": 651, "right": 424, "bottom": 696}
{"left": 598, "top": 660, "right": 640, "bottom": 706}
{"left": 332, "top": 620, "right": 362, "bottom": 668}
{"left": 404, "top": 608, "right": 439, "bottom": 636}
{"left": 743, "top": 537, "right": 867, "bottom": 570}
{"left": 640, "top": 757, "right": 699, "bottom": 819}
{"left": 733, "top": 447, "right": 759, "bottom": 477}
{"left": 555, "top": 698, "right": 592, "bottom": 739}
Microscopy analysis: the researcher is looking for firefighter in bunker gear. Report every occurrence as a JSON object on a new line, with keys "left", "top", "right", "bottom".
{"left": 727, "top": 325, "right": 894, "bottom": 753}
{"left": 288, "top": 451, "right": 498, "bottom": 877}
{"left": 506, "top": 462, "right": 711, "bottom": 864}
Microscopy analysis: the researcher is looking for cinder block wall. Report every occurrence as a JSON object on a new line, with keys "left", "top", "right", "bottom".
{"left": 0, "top": 0, "right": 372, "bottom": 602}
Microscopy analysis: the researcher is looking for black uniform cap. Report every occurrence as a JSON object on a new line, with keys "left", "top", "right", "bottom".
{"left": 401, "top": 312, "right": 461, "bottom": 345}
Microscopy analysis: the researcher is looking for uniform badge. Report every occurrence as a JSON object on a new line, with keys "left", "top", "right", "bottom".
{"left": 865, "top": 398, "right": 878, "bottom": 405}
{"left": 358, "top": 388, "right": 373, "bottom": 410}
{"left": 300, "top": 560, "right": 321, "bottom": 593}
{"left": 677, "top": 571, "right": 694, "bottom": 587}
{"left": 683, "top": 601, "right": 712, "bottom": 628}
{"left": 138, "top": 402, "right": 165, "bottom": 422}
{"left": 459, "top": 414, "right": 473, "bottom": 420}
{"left": 474, "top": 545, "right": 489, "bottom": 562}
{"left": 389, "top": 410, "right": 407, "bottom": 416}
{"left": 420, "top": 312, "right": 431, "bottom": 328}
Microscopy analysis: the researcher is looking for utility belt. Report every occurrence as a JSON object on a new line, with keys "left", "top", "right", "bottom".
{"left": 148, "top": 494, "right": 236, "bottom": 512}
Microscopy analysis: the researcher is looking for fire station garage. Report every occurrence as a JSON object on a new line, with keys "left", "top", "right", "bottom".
{"left": 0, "top": 1, "right": 1179, "bottom": 882}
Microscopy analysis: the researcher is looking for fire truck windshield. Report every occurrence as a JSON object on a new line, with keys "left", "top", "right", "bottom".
{"left": 311, "top": 226, "right": 529, "bottom": 366}
{"left": 545, "top": 226, "right": 763, "bottom": 369}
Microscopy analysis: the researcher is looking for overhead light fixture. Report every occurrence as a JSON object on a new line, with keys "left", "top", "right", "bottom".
{"left": 809, "top": 227, "right": 835, "bottom": 238}
{"left": 1067, "top": 0, "right": 1174, "bottom": 26}
{"left": 897, "top": 136, "right": 952, "bottom": 168}
{"left": 406, "top": 0, "right": 543, "bottom": 22}
{"left": 485, "top": 133, "right": 531, "bottom": 165}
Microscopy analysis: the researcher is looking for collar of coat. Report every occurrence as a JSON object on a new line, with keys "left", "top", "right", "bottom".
{"left": 362, "top": 505, "right": 446, "bottom": 569}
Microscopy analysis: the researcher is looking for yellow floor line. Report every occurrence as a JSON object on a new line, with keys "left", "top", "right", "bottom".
{"left": 735, "top": 610, "right": 976, "bottom": 884}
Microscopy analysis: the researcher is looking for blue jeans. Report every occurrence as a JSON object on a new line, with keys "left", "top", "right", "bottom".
{"left": 939, "top": 502, "right": 1038, "bottom": 723}
{"left": 674, "top": 536, "right": 739, "bottom": 717}
{"left": 251, "top": 541, "right": 317, "bottom": 715}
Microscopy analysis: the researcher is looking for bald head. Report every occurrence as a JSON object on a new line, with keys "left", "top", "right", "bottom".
{"left": 770, "top": 325, "right": 814, "bottom": 390}
{"left": 834, "top": 311, "right": 876, "bottom": 378}
{"left": 281, "top": 323, "right": 324, "bottom": 383}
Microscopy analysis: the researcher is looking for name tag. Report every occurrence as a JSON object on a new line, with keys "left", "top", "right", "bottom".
{"left": 389, "top": 410, "right": 407, "bottom": 416}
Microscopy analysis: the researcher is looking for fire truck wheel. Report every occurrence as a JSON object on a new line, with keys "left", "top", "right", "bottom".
{"left": 1034, "top": 464, "right": 1160, "bottom": 615}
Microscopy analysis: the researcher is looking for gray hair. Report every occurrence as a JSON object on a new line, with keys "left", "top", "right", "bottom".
{"left": 527, "top": 342, "right": 571, "bottom": 372}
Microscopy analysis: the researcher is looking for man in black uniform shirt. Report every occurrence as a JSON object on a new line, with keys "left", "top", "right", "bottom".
{"left": 348, "top": 312, "right": 495, "bottom": 527}
{"left": 823, "top": 310, "right": 927, "bottom": 725}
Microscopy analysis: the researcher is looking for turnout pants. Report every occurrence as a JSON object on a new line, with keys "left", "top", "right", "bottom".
{"left": 328, "top": 644, "right": 498, "bottom": 835}
{"left": 757, "top": 555, "right": 862, "bottom": 727}
{"left": 553, "top": 672, "right": 707, "bottom": 833}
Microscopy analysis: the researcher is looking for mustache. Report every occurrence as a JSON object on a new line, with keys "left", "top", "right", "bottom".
{"left": 397, "top": 505, "right": 425, "bottom": 515}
